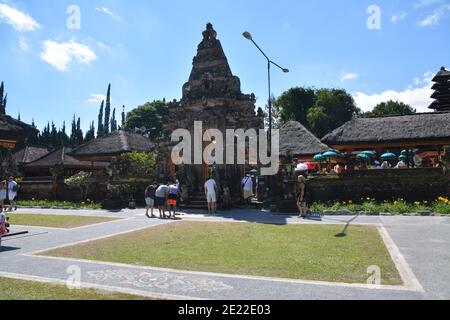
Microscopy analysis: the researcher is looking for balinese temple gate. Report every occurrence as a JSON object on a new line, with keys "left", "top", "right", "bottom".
{"left": 163, "top": 23, "right": 264, "bottom": 204}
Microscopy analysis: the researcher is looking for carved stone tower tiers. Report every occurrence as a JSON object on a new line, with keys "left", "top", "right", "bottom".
{"left": 165, "top": 23, "right": 264, "bottom": 202}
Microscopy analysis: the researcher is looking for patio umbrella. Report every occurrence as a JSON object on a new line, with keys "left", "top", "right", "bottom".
{"left": 313, "top": 154, "right": 325, "bottom": 162}
{"left": 304, "top": 162, "right": 317, "bottom": 171}
{"left": 361, "top": 151, "right": 376, "bottom": 158}
{"left": 295, "top": 163, "right": 308, "bottom": 172}
{"left": 399, "top": 155, "right": 408, "bottom": 162}
{"left": 323, "top": 151, "right": 341, "bottom": 159}
{"left": 357, "top": 153, "right": 371, "bottom": 162}
{"left": 381, "top": 153, "right": 397, "bottom": 160}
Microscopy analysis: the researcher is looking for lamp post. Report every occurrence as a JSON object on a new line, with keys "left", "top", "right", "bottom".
{"left": 243, "top": 31, "right": 289, "bottom": 205}
{"left": 243, "top": 31, "right": 289, "bottom": 147}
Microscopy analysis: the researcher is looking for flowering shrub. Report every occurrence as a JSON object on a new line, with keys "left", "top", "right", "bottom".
{"left": 310, "top": 197, "right": 450, "bottom": 215}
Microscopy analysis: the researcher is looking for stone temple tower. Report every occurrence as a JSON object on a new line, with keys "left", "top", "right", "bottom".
{"left": 165, "top": 23, "right": 264, "bottom": 203}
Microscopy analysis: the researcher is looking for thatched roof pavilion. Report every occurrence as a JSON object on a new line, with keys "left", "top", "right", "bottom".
{"left": 0, "top": 115, "right": 37, "bottom": 149}
{"left": 70, "top": 130, "right": 156, "bottom": 162}
{"left": 13, "top": 146, "right": 49, "bottom": 166}
{"left": 322, "top": 112, "right": 450, "bottom": 152}
{"left": 279, "top": 121, "right": 329, "bottom": 160}
{"left": 23, "top": 147, "right": 109, "bottom": 177}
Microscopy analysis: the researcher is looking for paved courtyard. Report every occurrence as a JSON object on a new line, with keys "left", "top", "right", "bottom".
{"left": 1, "top": 208, "right": 449, "bottom": 300}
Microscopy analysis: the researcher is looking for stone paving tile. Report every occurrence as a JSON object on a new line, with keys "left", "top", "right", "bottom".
{"left": 1, "top": 209, "right": 449, "bottom": 300}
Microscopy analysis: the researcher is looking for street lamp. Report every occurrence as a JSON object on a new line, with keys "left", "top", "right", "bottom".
{"left": 243, "top": 30, "right": 289, "bottom": 205}
{"left": 242, "top": 31, "right": 289, "bottom": 144}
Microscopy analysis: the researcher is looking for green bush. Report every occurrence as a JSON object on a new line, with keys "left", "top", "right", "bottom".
{"left": 309, "top": 198, "right": 450, "bottom": 215}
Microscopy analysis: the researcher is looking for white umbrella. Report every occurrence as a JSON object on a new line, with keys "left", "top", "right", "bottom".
{"left": 295, "top": 163, "right": 308, "bottom": 172}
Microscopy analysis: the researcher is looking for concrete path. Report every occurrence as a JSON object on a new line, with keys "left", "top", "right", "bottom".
{"left": 1, "top": 208, "right": 449, "bottom": 300}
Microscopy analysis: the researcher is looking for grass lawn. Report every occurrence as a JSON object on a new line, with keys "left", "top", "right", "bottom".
{"left": 7, "top": 214, "right": 120, "bottom": 229}
{"left": 0, "top": 277, "right": 152, "bottom": 300}
{"left": 41, "top": 221, "right": 402, "bottom": 285}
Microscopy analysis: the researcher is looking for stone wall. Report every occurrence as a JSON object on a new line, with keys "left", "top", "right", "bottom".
{"left": 276, "top": 168, "right": 449, "bottom": 212}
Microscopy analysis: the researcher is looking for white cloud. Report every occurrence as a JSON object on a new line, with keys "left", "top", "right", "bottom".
{"left": 414, "top": 0, "right": 443, "bottom": 8}
{"left": 40, "top": 40, "right": 97, "bottom": 72}
{"left": 353, "top": 72, "right": 434, "bottom": 113}
{"left": 0, "top": 3, "right": 40, "bottom": 31}
{"left": 95, "top": 7, "right": 121, "bottom": 20}
{"left": 391, "top": 13, "right": 407, "bottom": 23}
{"left": 418, "top": 4, "right": 450, "bottom": 26}
{"left": 340, "top": 72, "right": 359, "bottom": 83}
{"left": 86, "top": 94, "right": 107, "bottom": 104}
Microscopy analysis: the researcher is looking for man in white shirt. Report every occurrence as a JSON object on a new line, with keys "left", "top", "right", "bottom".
{"left": 7, "top": 177, "right": 18, "bottom": 212}
{"left": 204, "top": 177, "right": 218, "bottom": 215}
{"left": 242, "top": 173, "right": 254, "bottom": 203}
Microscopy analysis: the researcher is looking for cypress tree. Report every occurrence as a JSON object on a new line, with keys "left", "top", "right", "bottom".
{"left": 97, "top": 100, "right": 104, "bottom": 137}
{"left": 76, "top": 117, "right": 83, "bottom": 146}
{"left": 111, "top": 108, "right": 117, "bottom": 132}
{"left": 18, "top": 113, "right": 21, "bottom": 121}
{"left": 70, "top": 115, "right": 77, "bottom": 145}
{"left": 0, "top": 81, "right": 5, "bottom": 115}
{"left": 104, "top": 84, "right": 111, "bottom": 134}
{"left": 121, "top": 105, "right": 126, "bottom": 128}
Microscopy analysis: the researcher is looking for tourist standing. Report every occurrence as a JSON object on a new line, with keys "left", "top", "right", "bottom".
{"left": 167, "top": 179, "right": 180, "bottom": 219}
{"left": 7, "top": 177, "right": 18, "bottom": 212}
{"left": 145, "top": 181, "right": 159, "bottom": 218}
{"left": 155, "top": 182, "right": 170, "bottom": 219}
{"left": 241, "top": 173, "right": 253, "bottom": 204}
{"left": 297, "top": 175, "right": 308, "bottom": 218}
{"left": 0, "top": 181, "right": 7, "bottom": 212}
{"left": 204, "top": 176, "right": 218, "bottom": 215}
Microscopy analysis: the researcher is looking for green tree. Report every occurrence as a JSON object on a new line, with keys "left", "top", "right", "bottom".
{"left": 308, "top": 89, "right": 360, "bottom": 138}
{"left": 104, "top": 84, "right": 111, "bottom": 135}
{"left": 121, "top": 106, "right": 126, "bottom": 128}
{"left": 85, "top": 121, "right": 95, "bottom": 142}
{"left": 0, "top": 81, "right": 7, "bottom": 115}
{"left": 97, "top": 100, "right": 104, "bottom": 138}
{"left": 124, "top": 100, "right": 169, "bottom": 139}
{"left": 111, "top": 108, "right": 117, "bottom": 132}
{"left": 65, "top": 171, "right": 93, "bottom": 201}
{"left": 363, "top": 100, "right": 416, "bottom": 117}
{"left": 120, "top": 152, "right": 157, "bottom": 175}
{"left": 273, "top": 87, "right": 316, "bottom": 128}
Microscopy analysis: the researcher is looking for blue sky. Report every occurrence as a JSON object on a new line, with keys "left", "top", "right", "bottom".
{"left": 0, "top": 0, "right": 449, "bottom": 132}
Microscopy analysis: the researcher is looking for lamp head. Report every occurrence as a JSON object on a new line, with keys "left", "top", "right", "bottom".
{"left": 243, "top": 31, "right": 253, "bottom": 41}
{"left": 283, "top": 68, "right": 290, "bottom": 73}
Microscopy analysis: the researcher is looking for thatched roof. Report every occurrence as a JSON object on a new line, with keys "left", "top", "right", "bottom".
{"left": 13, "top": 146, "right": 49, "bottom": 165}
{"left": 279, "top": 121, "right": 329, "bottom": 156}
{"left": 24, "top": 147, "right": 109, "bottom": 169}
{"left": 322, "top": 112, "right": 450, "bottom": 145}
{"left": 70, "top": 130, "right": 156, "bottom": 157}
{"left": 0, "top": 115, "right": 37, "bottom": 141}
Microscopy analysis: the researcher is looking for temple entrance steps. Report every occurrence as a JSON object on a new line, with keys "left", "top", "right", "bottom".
{"left": 179, "top": 192, "right": 208, "bottom": 210}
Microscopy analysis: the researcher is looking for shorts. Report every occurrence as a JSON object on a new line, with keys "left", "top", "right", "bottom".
{"left": 8, "top": 192, "right": 17, "bottom": 201}
{"left": 243, "top": 189, "right": 253, "bottom": 200}
{"left": 156, "top": 197, "right": 166, "bottom": 208}
{"left": 167, "top": 199, "right": 177, "bottom": 206}
{"left": 207, "top": 192, "right": 216, "bottom": 203}
{"left": 168, "top": 194, "right": 177, "bottom": 200}
{"left": 145, "top": 198, "right": 155, "bottom": 207}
